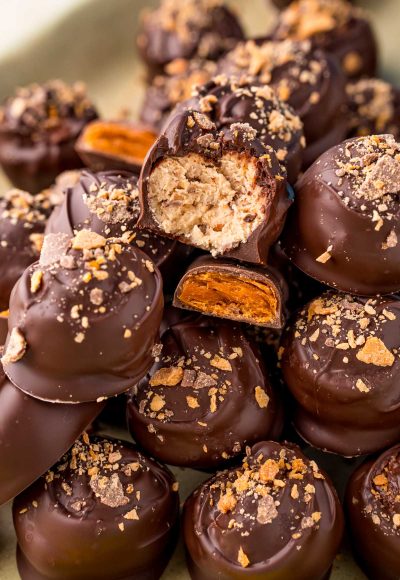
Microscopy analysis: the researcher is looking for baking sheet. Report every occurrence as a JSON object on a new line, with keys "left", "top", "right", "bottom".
{"left": 1, "top": 0, "right": 399, "bottom": 577}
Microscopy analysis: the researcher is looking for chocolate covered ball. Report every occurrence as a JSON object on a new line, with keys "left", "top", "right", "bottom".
{"left": 272, "top": 0, "right": 378, "bottom": 79}
{"left": 346, "top": 78, "right": 400, "bottom": 139}
{"left": 183, "top": 440, "right": 344, "bottom": 579}
{"left": 175, "top": 76, "right": 305, "bottom": 183}
{"left": 0, "top": 80, "right": 98, "bottom": 193}
{"left": 281, "top": 292, "right": 400, "bottom": 456}
{"left": 2, "top": 230, "right": 163, "bottom": 403}
{"left": 140, "top": 58, "right": 218, "bottom": 133}
{"left": 346, "top": 444, "right": 400, "bottom": 580}
{"left": 14, "top": 435, "right": 179, "bottom": 580}
{"left": 219, "top": 39, "right": 347, "bottom": 166}
{"left": 127, "top": 313, "right": 283, "bottom": 469}
{"left": 0, "top": 362, "right": 105, "bottom": 507}
{"left": 139, "top": 84, "right": 297, "bottom": 266}
{"left": 0, "top": 187, "right": 61, "bottom": 311}
{"left": 137, "top": 0, "right": 244, "bottom": 76}
{"left": 46, "top": 169, "right": 191, "bottom": 285}
{"left": 281, "top": 134, "right": 400, "bottom": 296}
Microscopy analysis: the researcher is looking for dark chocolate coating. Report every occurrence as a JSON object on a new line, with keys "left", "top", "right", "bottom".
{"left": 3, "top": 232, "right": 163, "bottom": 403}
{"left": 0, "top": 80, "right": 98, "bottom": 193}
{"left": 281, "top": 292, "right": 400, "bottom": 456}
{"left": 140, "top": 59, "right": 218, "bottom": 133}
{"left": 173, "top": 255, "right": 287, "bottom": 328}
{"left": 0, "top": 188, "right": 60, "bottom": 311}
{"left": 281, "top": 134, "right": 400, "bottom": 296}
{"left": 45, "top": 169, "right": 191, "bottom": 285}
{"left": 139, "top": 102, "right": 292, "bottom": 266}
{"left": 127, "top": 313, "right": 283, "bottom": 469}
{"left": 345, "top": 444, "right": 400, "bottom": 580}
{"left": 137, "top": 0, "right": 244, "bottom": 75}
{"left": 272, "top": 0, "right": 378, "bottom": 80}
{"left": 219, "top": 39, "right": 347, "bottom": 166}
{"left": 346, "top": 78, "right": 400, "bottom": 140}
{"left": 0, "top": 368, "right": 105, "bottom": 507}
{"left": 183, "top": 440, "right": 344, "bottom": 579}
{"left": 13, "top": 436, "right": 179, "bottom": 580}
{"left": 175, "top": 77, "right": 305, "bottom": 183}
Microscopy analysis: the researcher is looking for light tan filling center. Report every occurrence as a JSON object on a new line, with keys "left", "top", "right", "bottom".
{"left": 178, "top": 271, "right": 278, "bottom": 323}
{"left": 147, "top": 152, "right": 267, "bottom": 255}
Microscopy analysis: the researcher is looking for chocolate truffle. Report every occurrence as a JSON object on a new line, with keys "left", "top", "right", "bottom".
{"left": 174, "top": 76, "right": 305, "bottom": 182}
{"left": 219, "top": 39, "right": 347, "bottom": 166}
{"left": 183, "top": 440, "right": 344, "bottom": 579}
{"left": 127, "top": 314, "right": 283, "bottom": 469}
{"left": 173, "top": 256, "right": 287, "bottom": 328}
{"left": 281, "top": 134, "right": 400, "bottom": 296}
{"left": 76, "top": 120, "right": 157, "bottom": 174}
{"left": 280, "top": 292, "right": 400, "bottom": 456}
{"left": 2, "top": 230, "right": 163, "bottom": 403}
{"left": 46, "top": 169, "right": 191, "bottom": 284}
{"left": 346, "top": 78, "right": 400, "bottom": 140}
{"left": 139, "top": 91, "right": 295, "bottom": 265}
{"left": 0, "top": 365, "right": 105, "bottom": 507}
{"left": 14, "top": 435, "right": 179, "bottom": 580}
{"left": 0, "top": 80, "right": 98, "bottom": 193}
{"left": 137, "top": 0, "right": 244, "bottom": 75}
{"left": 346, "top": 444, "right": 400, "bottom": 580}
{"left": 140, "top": 58, "right": 218, "bottom": 133}
{"left": 0, "top": 187, "right": 60, "bottom": 311}
{"left": 272, "top": 0, "right": 378, "bottom": 79}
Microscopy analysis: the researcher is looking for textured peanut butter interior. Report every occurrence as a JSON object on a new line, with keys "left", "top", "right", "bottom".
{"left": 178, "top": 271, "right": 278, "bottom": 323}
{"left": 147, "top": 152, "right": 267, "bottom": 255}
{"left": 83, "top": 122, "right": 157, "bottom": 161}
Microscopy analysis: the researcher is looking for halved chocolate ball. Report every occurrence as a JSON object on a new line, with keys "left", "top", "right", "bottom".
{"left": 0, "top": 367, "right": 105, "bottom": 507}
{"left": 46, "top": 169, "right": 192, "bottom": 285}
{"left": 2, "top": 230, "right": 163, "bottom": 403}
{"left": 281, "top": 134, "right": 400, "bottom": 296}
{"left": 14, "top": 435, "right": 180, "bottom": 580}
{"left": 219, "top": 39, "right": 347, "bottom": 167}
{"left": 183, "top": 440, "right": 344, "bottom": 579}
{"left": 346, "top": 443, "right": 400, "bottom": 580}
{"left": 280, "top": 292, "right": 400, "bottom": 456}
{"left": 139, "top": 84, "right": 295, "bottom": 265}
{"left": 0, "top": 80, "right": 98, "bottom": 193}
{"left": 137, "top": 0, "right": 244, "bottom": 76}
{"left": 272, "top": 0, "right": 378, "bottom": 79}
{"left": 173, "top": 256, "right": 287, "bottom": 328}
{"left": 127, "top": 311, "right": 283, "bottom": 469}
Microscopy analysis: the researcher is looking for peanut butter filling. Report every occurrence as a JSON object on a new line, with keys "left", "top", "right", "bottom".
{"left": 82, "top": 122, "right": 157, "bottom": 164}
{"left": 178, "top": 271, "right": 278, "bottom": 323}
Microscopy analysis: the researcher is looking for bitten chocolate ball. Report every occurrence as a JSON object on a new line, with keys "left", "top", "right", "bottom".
{"left": 137, "top": 0, "right": 244, "bottom": 76}
{"left": 0, "top": 364, "right": 105, "bottom": 506}
{"left": 140, "top": 58, "right": 217, "bottom": 133}
{"left": 0, "top": 187, "right": 61, "bottom": 311}
{"left": 272, "top": 0, "right": 378, "bottom": 79}
{"left": 2, "top": 230, "right": 163, "bottom": 403}
{"left": 139, "top": 84, "right": 298, "bottom": 265}
{"left": 174, "top": 76, "right": 305, "bottom": 183}
{"left": 127, "top": 313, "right": 283, "bottom": 469}
{"left": 0, "top": 80, "right": 98, "bottom": 193}
{"left": 346, "top": 78, "right": 400, "bottom": 140}
{"left": 281, "top": 292, "right": 400, "bottom": 456}
{"left": 173, "top": 256, "right": 287, "bottom": 328}
{"left": 14, "top": 436, "right": 179, "bottom": 580}
{"left": 183, "top": 441, "right": 344, "bottom": 579}
{"left": 46, "top": 169, "right": 191, "bottom": 284}
{"left": 281, "top": 134, "right": 400, "bottom": 296}
{"left": 346, "top": 444, "right": 400, "bottom": 580}
{"left": 219, "top": 39, "right": 347, "bottom": 166}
